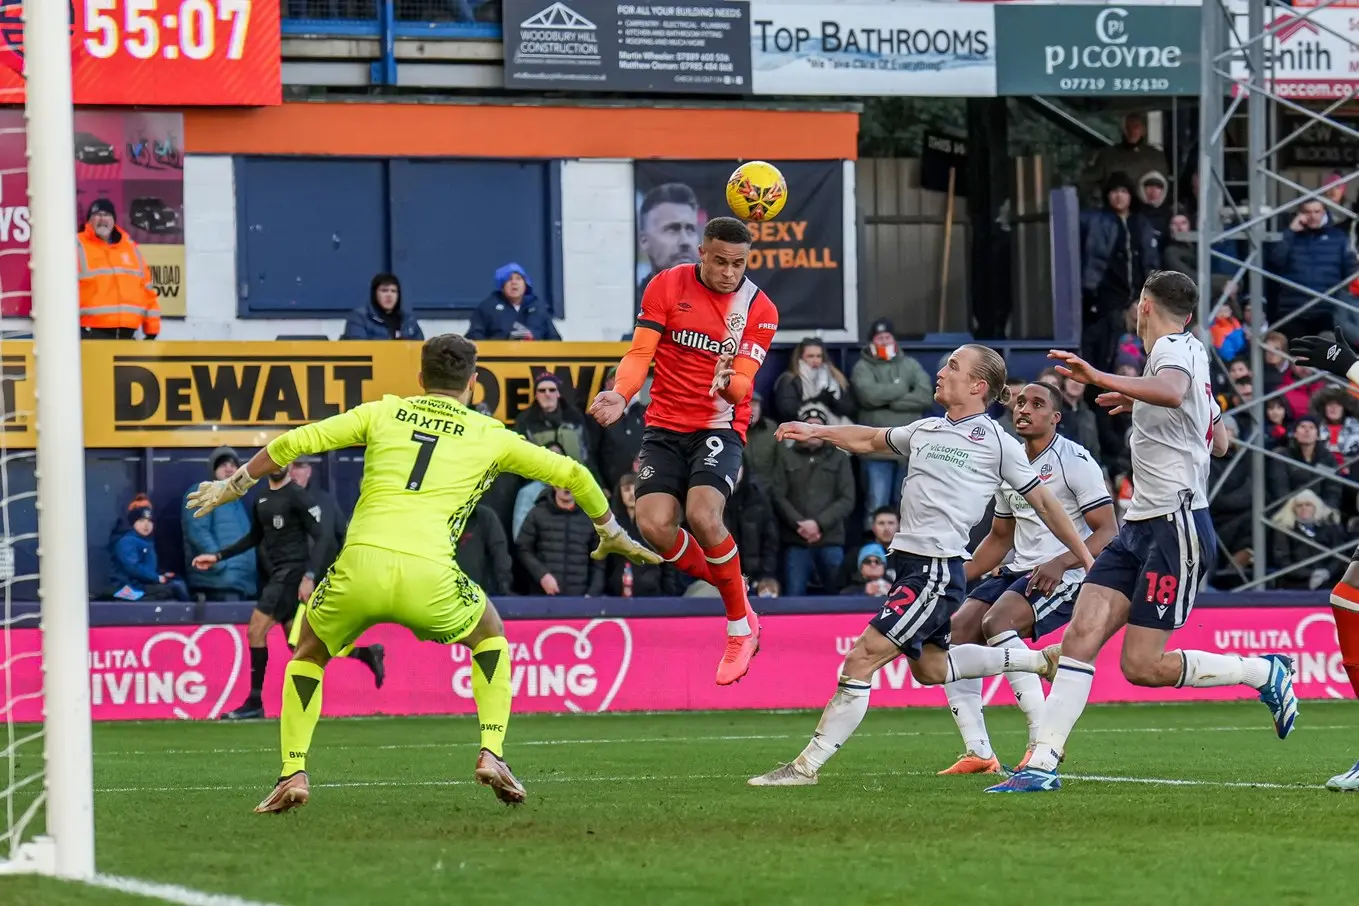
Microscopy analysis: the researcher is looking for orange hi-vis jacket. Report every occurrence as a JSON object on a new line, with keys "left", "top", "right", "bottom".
{"left": 77, "top": 224, "right": 160, "bottom": 336}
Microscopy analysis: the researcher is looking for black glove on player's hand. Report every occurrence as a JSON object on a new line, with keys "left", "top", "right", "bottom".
{"left": 1291, "top": 333, "right": 1359, "bottom": 381}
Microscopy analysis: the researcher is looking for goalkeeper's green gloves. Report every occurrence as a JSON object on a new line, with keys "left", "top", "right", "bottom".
{"left": 590, "top": 515, "right": 662, "bottom": 565}
{"left": 186, "top": 466, "right": 258, "bottom": 518}
{"left": 1291, "top": 333, "right": 1359, "bottom": 385}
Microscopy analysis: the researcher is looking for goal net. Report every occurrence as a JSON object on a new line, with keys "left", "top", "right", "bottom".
{"left": 0, "top": 0, "right": 96, "bottom": 880}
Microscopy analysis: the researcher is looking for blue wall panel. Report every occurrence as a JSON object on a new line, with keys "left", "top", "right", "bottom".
{"left": 388, "top": 159, "right": 557, "bottom": 313}
{"left": 236, "top": 158, "right": 389, "bottom": 317}
{"left": 235, "top": 157, "right": 561, "bottom": 319}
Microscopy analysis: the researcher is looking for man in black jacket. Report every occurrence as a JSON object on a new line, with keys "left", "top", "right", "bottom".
{"left": 457, "top": 506, "right": 514, "bottom": 596}
{"left": 1208, "top": 416, "right": 1254, "bottom": 577}
{"left": 725, "top": 466, "right": 780, "bottom": 598}
{"left": 516, "top": 487, "right": 605, "bottom": 596}
{"left": 193, "top": 467, "right": 382, "bottom": 720}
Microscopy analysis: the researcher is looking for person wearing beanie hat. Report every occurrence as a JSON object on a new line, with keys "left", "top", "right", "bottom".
{"left": 182, "top": 446, "right": 257, "bottom": 602}
{"left": 839, "top": 542, "right": 892, "bottom": 597}
{"left": 850, "top": 316, "right": 933, "bottom": 518}
{"left": 108, "top": 496, "right": 190, "bottom": 602}
{"left": 1082, "top": 169, "right": 1161, "bottom": 322}
{"left": 1269, "top": 413, "right": 1344, "bottom": 514}
{"left": 465, "top": 262, "right": 560, "bottom": 341}
{"left": 78, "top": 196, "right": 160, "bottom": 340}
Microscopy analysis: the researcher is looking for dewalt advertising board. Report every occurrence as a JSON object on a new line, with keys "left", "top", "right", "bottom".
{"left": 0, "top": 341, "right": 628, "bottom": 449}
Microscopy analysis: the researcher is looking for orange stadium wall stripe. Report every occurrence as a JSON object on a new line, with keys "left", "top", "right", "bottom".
{"left": 183, "top": 103, "right": 859, "bottom": 160}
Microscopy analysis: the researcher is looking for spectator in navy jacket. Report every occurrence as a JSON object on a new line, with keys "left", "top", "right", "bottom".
{"left": 1082, "top": 171, "right": 1160, "bottom": 322}
{"left": 342, "top": 272, "right": 424, "bottom": 340}
{"left": 1267, "top": 199, "right": 1359, "bottom": 338}
{"left": 466, "top": 263, "right": 560, "bottom": 341}
{"left": 110, "top": 498, "right": 190, "bottom": 602}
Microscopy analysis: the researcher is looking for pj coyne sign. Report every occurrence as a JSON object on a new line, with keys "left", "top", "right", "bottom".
{"left": 994, "top": 3, "right": 1201, "bottom": 96}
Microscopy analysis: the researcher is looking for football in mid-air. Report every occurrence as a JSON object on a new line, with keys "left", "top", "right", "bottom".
{"left": 726, "top": 161, "right": 788, "bottom": 222}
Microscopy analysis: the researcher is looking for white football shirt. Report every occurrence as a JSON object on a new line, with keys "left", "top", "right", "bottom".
{"left": 885, "top": 414, "right": 1039, "bottom": 559}
{"left": 1125, "top": 332, "right": 1220, "bottom": 521}
{"left": 993, "top": 434, "right": 1111, "bottom": 576}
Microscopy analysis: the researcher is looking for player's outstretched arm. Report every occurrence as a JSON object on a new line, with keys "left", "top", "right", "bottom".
{"left": 775, "top": 421, "right": 888, "bottom": 454}
{"left": 497, "top": 433, "right": 661, "bottom": 565}
{"left": 186, "top": 406, "right": 374, "bottom": 518}
{"left": 1021, "top": 484, "right": 1095, "bottom": 571}
{"left": 592, "top": 327, "right": 660, "bottom": 427}
{"left": 965, "top": 515, "right": 1016, "bottom": 583}
{"left": 1291, "top": 333, "right": 1359, "bottom": 386}
{"left": 1050, "top": 349, "right": 1190, "bottom": 409}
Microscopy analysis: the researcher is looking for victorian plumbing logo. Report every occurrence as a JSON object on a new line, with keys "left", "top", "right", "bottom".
{"left": 1044, "top": 7, "right": 1185, "bottom": 75}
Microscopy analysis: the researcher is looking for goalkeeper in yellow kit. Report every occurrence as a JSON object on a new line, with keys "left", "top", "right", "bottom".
{"left": 187, "top": 335, "right": 659, "bottom": 812}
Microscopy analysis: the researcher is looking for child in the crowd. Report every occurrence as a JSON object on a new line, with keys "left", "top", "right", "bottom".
{"left": 109, "top": 497, "right": 190, "bottom": 602}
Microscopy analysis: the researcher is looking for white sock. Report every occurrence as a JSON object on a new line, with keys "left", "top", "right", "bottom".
{"left": 944, "top": 643, "right": 1045, "bottom": 683}
{"left": 989, "top": 631, "right": 1046, "bottom": 745}
{"left": 727, "top": 617, "right": 751, "bottom": 636}
{"left": 1177, "top": 650, "right": 1272, "bottom": 690}
{"left": 799, "top": 675, "right": 871, "bottom": 771}
{"left": 1028, "top": 656, "right": 1094, "bottom": 772}
{"left": 944, "top": 678, "right": 993, "bottom": 759}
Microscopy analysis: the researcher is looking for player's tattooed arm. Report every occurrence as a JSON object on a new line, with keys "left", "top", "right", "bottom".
{"left": 775, "top": 421, "right": 888, "bottom": 454}
{"left": 965, "top": 514, "right": 1015, "bottom": 583}
{"left": 1021, "top": 484, "right": 1095, "bottom": 571}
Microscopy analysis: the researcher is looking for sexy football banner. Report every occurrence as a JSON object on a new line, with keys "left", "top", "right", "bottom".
{"left": 633, "top": 160, "right": 844, "bottom": 332}
{"left": 0, "top": 109, "right": 186, "bottom": 319}
{"left": 0, "top": 0, "right": 281, "bottom": 106}
{"left": 0, "top": 340, "right": 628, "bottom": 448}
{"left": 6, "top": 606, "right": 1349, "bottom": 721}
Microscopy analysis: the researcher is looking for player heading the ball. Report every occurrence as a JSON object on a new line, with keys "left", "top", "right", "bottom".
{"left": 591, "top": 216, "right": 778, "bottom": 685}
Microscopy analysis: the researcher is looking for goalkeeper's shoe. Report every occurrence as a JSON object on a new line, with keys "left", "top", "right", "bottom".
{"left": 716, "top": 600, "right": 760, "bottom": 686}
{"left": 475, "top": 749, "right": 526, "bottom": 806}
{"left": 1326, "top": 759, "right": 1359, "bottom": 792}
{"left": 938, "top": 752, "right": 1003, "bottom": 775}
{"left": 985, "top": 767, "right": 1061, "bottom": 793}
{"left": 748, "top": 759, "right": 818, "bottom": 787}
{"left": 255, "top": 771, "right": 309, "bottom": 814}
{"left": 1257, "top": 654, "right": 1299, "bottom": 739}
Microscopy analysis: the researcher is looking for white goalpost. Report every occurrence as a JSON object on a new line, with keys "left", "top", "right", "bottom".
{"left": 0, "top": 0, "right": 95, "bottom": 879}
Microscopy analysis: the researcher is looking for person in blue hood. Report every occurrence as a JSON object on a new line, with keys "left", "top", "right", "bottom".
{"left": 342, "top": 272, "right": 424, "bottom": 340}
{"left": 466, "top": 263, "right": 560, "bottom": 341}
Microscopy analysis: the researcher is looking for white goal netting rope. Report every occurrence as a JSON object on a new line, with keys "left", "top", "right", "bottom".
{"left": 0, "top": 101, "right": 46, "bottom": 863}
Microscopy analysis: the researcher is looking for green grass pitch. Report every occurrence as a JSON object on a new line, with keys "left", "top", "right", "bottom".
{"left": 2, "top": 700, "right": 1355, "bottom": 905}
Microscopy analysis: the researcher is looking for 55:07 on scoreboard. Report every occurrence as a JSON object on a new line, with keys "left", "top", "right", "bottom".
{"left": 0, "top": 0, "right": 281, "bottom": 106}
{"left": 83, "top": 0, "right": 254, "bottom": 62}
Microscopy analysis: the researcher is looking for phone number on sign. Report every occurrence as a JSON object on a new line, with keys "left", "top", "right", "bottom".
{"left": 1058, "top": 77, "right": 1172, "bottom": 92}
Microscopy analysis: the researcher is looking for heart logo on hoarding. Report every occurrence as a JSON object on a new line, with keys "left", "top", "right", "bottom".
{"left": 1292, "top": 611, "right": 1348, "bottom": 699}
{"left": 140, "top": 624, "right": 244, "bottom": 719}
{"left": 531, "top": 619, "right": 632, "bottom": 713}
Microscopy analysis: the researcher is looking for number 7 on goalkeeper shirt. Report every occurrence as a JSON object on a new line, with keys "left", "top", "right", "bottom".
{"left": 186, "top": 335, "right": 659, "bottom": 812}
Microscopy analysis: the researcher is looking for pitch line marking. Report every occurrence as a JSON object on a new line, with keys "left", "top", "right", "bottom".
{"left": 83, "top": 874, "right": 284, "bottom": 906}
{"left": 98, "top": 723, "right": 1355, "bottom": 758}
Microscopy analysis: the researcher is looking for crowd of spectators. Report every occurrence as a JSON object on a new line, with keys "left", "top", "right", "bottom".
{"left": 1077, "top": 111, "right": 1359, "bottom": 589}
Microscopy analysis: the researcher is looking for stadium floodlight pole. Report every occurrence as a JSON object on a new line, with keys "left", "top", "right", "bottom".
{"left": 24, "top": 0, "right": 96, "bottom": 880}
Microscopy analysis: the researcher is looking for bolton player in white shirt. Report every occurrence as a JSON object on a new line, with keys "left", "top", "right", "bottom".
{"left": 747, "top": 345, "right": 1095, "bottom": 787}
{"left": 989, "top": 270, "right": 1300, "bottom": 794}
{"left": 939, "top": 381, "right": 1117, "bottom": 776}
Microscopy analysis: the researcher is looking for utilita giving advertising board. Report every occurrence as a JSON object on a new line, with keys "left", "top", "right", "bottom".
{"left": 0, "top": 0, "right": 281, "bottom": 106}
{"left": 7, "top": 607, "right": 1349, "bottom": 721}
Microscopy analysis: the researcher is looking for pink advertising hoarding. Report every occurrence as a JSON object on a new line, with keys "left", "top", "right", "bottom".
{"left": 5, "top": 607, "right": 1351, "bottom": 722}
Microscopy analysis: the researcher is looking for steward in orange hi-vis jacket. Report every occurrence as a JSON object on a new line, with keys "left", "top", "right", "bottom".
{"left": 78, "top": 198, "right": 159, "bottom": 340}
